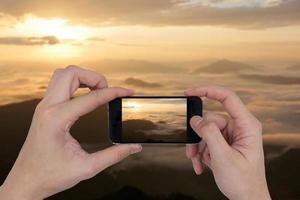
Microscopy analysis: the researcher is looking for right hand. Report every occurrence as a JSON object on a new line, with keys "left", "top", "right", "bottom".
{"left": 185, "top": 86, "right": 271, "bottom": 200}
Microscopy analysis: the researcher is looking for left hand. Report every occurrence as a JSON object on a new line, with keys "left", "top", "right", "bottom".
{"left": 0, "top": 66, "right": 142, "bottom": 200}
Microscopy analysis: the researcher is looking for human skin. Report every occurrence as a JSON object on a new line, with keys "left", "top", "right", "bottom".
{"left": 185, "top": 86, "right": 271, "bottom": 200}
{"left": 0, "top": 66, "right": 142, "bottom": 200}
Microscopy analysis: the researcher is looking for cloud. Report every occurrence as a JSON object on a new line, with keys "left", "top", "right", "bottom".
{"left": 122, "top": 119, "right": 186, "bottom": 143}
{"left": 189, "top": 0, "right": 284, "bottom": 8}
{"left": 86, "top": 37, "right": 106, "bottom": 42}
{"left": 239, "top": 74, "right": 300, "bottom": 85}
{"left": 0, "top": 36, "right": 59, "bottom": 46}
{"left": 90, "top": 60, "right": 184, "bottom": 74}
{"left": 0, "top": 0, "right": 300, "bottom": 28}
{"left": 116, "top": 43, "right": 150, "bottom": 47}
{"left": 12, "top": 78, "right": 30, "bottom": 85}
{"left": 255, "top": 107, "right": 300, "bottom": 134}
{"left": 263, "top": 133, "right": 300, "bottom": 147}
{"left": 288, "top": 64, "right": 300, "bottom": 71}
{"left": 124, "top": 77, "right": 163, "bottom": 88}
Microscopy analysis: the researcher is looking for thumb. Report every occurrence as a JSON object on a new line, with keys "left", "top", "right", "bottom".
{"left": 85, "top": 144, "right": 142, "bottom": 178}
{"left": 190, "top": 116, "right": 230, "bottom": 159}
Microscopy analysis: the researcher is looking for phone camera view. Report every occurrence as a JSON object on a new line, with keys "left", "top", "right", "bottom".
{"left": 122, "top": 98, "right": 187, "bottom": 143}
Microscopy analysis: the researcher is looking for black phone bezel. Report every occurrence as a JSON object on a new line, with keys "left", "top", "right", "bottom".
{"left": 108, "top": 96, "right": 202, "bottom": 144}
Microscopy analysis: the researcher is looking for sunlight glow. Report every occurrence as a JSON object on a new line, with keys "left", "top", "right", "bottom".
{"left": 16, "top": 15, "right": 89, "bottom": 40}
{"left": 124, "top": 102, "right": 142, "bottom": 111}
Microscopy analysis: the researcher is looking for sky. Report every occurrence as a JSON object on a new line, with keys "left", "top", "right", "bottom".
{"left": 0, "top": 3, "right": 300, "bottom": 194}
{"left": 0, "top": 0, "right": 300, "bottom": 64}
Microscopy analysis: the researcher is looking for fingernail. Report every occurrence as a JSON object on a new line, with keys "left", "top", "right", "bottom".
{"left": 191, "top": 158, "right": 201, "bottom": 175}
{"left": 130, "top": 144, "right": 142, "bottom": 154}
{"left": 191, "top": 116, "right": 203, "bottom": 127}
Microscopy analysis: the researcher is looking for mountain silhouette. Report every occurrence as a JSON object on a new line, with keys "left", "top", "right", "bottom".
{"left": 0, "top": 99, "right": 300, "bottom": 200}
{"left": 194, "top": 59, "right": 257, "bottom": 74}
{"left": 0, "top": 98, "right": 109, "bottom": 160}
{"left": 266, "top": 148, "right": 300, "bottom": 199}
{"left": 100, "top": 186, "right": 197, "bottom": 200}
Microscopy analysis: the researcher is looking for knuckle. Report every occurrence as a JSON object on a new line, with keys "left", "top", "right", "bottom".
{"left": 64, "top": 65, "right": 78, "bottom": 75}
{"left": 203, "top": 112, "right": 209, "bottom": 118}
{"left": 92, "top": 89, "right": 102, "bottom": 99}
{"left": 53, "top": 68, "right": 64, "bottom": 74}
{"left": 253, "top": 118, "right": 262, "bottom": 131}
{"left": 98, "top": 73, "right": 106, "bottom": 80}
{"left": 110, "top": 87, "right": 123, "bottom": 98}
{"left": 199, "top": 122, "right": 218, "bottom": 137}
{"left": 100, "top": 76, "right": 108, "bottom": 86}
{"left": 186, "top": 148, "right": 194, "bottom": 159}
{"left": 224, "top": 88, "right": 236, "bottom": 97}
{"left": 65, "top": 65, "right": 79, "bottom": 71}
{"left": 52, "top": 68, "right": 64, "bottom": 77}
{"left": 215, "top": 86, "right": 237, "bottom": 97}
{"left": 203, "top": 111, "right": 213, "bottom": 118}
{"left": 34, "top": 101, "right": 45, "bottom": 114}
{"left": 204, "top": 122, "right": 217, "bottom": 131}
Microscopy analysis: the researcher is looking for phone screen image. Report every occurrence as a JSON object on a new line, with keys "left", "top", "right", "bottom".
{"left": 122, "top": 98, "right": 187, "bottom": 143}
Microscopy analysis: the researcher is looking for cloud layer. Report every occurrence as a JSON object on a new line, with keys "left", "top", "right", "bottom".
{"left": 0, "top": 0, "right": 300, "bottom": 28}
{"left": 124, "top": 77, "right": 163, "bottom": 88}
{"left": 239, "top": 74, "right": 300, "bottom": 85}
{"left": 0, "top": 36, "right": 59, "bottom": 45}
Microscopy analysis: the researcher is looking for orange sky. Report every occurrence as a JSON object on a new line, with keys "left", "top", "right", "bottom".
{"left": 0, "top": 0, "right": 300, "bottom": 64}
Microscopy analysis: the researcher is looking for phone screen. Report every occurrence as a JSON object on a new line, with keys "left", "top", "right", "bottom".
{"left": 121, "top": 98, "right": 187, "bottom": 143}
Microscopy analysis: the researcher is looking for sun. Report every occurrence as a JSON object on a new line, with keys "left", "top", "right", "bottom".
{"left": 16, "top": 15, "right": 89, "bottom": 40}
{"left": 124, "top": 101, "right": 142, "bottom": 111}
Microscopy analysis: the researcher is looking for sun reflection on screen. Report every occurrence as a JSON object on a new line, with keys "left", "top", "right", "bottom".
{"left": 123, "top": 101, "right": 142, "bottom": 111}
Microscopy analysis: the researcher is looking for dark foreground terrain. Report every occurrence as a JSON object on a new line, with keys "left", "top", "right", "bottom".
{"left": 0, "top": 99, "right": 299, "bottom": 200}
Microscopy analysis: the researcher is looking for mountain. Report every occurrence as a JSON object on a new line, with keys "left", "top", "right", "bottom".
{"left": 266, "top": 148, "right": 300, "bottom": 199}
{"left": 100, "top": 185, "right": 200, "bottom": 200}
{"left": 0, "top": 99, "right": 109, "bottom": 161}
{"left": 1, "top": 99, "right": 300, "bottom": 200}
{"left": 194, "top": 59, "right": 257, "bottom": 74}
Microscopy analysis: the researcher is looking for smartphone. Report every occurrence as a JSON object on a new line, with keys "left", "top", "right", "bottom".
{"left": 108, "top": 96, "right": 202, "bottom": 144}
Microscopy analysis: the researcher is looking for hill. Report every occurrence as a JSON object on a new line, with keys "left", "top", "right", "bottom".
{"left": 194, "top": 59, "right": 257, "bottom": 74}
{"left": 0, "top": 99, "right": 109, "bottom": 161}
{"left": 266, "top": 148, "right": 300, "bottom": 199}
{"left": 0, "top": 99, "right": 300, "bottom": 199}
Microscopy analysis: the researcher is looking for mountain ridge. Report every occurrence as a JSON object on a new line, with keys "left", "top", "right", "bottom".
{"left": 193, "top": 59, "right": 257, "bottom": 74}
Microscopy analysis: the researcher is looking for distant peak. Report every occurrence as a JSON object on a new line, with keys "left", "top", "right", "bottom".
{"left": 194, "top": 59, "right": 256, "bottom": 74}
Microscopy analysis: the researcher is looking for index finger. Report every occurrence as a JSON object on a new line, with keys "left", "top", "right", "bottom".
{"left": 185, "top": 86, "right": 250, "bottom": 119}
{"left": 44, "top": 65, "right": 107, "bottom": 106}
{"left": 58, "top": 87, "right": 134, "bottom": 124}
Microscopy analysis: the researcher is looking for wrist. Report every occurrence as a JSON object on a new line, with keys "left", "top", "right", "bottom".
{"left": 1, "top": 173, "right": 45, "bottom": 200}
{"left": 232, "top": 185, "right": 271, "bottom": 200}
{"left": 0, "top": 183, "right": 42, "bottom": 200}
